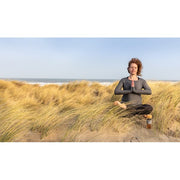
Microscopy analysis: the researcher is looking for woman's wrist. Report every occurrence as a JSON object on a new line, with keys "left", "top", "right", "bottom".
{"left": 131, "top": 86, "right": 136, "bottom": 93}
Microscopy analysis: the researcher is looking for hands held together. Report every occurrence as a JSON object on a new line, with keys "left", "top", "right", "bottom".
{"left": 131, "top": 80, "right": 136, "bottom": 93}
{"left": 131, "top": 80, "right": 135, "bottom": 87}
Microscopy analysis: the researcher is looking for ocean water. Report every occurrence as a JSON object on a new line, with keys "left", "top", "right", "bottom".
{"left": 0, "top": 77, "right": 179, "bottom": 86}
{"left": 0, "top": 78, "right": 118, "bottom": 86}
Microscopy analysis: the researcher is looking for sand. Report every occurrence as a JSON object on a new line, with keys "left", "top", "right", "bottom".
{"left": 15, "top": 124, "right": 180, "bottom": 142}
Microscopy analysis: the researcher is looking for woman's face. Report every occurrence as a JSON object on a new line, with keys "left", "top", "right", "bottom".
{"left": 128, "top": 63, "right": 138, "bottom": 75}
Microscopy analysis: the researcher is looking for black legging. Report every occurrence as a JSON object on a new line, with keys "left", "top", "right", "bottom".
{"left": 126, "top": 104, "right": 153, "bottom": 116}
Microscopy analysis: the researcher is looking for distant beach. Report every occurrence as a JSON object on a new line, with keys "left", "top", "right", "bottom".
{"left": 0, "top": 77, "right": 179, "bottom": 86}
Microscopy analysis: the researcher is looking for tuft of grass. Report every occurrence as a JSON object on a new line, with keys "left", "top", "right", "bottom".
{"left": 0, "top": 79, "right": 179, "bottom": 141}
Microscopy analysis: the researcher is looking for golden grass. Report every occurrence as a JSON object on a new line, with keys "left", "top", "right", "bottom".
{"left": 0, "top": 79, "right": 179, "bottom": 142}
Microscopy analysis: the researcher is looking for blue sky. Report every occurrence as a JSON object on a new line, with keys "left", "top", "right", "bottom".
{"left": 0, "top": 38, "right": 180, "bottom": 80}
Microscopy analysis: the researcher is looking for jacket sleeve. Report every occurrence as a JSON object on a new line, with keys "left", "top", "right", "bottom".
{"left": 114, "top": 79, "right": 132, "bottom": 95}
{"left": 132, "top": 80, "right": 152, "bottom": 95}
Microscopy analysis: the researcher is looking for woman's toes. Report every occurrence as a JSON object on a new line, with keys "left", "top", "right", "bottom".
{"left": 119, "top": 103, "right": 127, "bottom": 109}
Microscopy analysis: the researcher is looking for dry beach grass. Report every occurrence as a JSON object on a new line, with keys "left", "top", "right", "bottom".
{"left": 0, "top": 79, "right": 179, "bottom": 142}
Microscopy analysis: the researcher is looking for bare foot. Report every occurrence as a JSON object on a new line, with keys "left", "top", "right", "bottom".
{"left": 114, "top": 101, "right": 127, "bottom": 109}
{"left": 114, "top": 101, "right": 121, "bottom": 106}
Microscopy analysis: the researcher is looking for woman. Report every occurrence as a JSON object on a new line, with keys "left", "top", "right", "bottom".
{"left": 114, "top": 58, "right": 153, "bottom": 117}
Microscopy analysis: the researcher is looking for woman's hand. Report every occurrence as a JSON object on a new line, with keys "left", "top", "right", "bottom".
{"left": 131, "top": 80, "right": 135, "bottom": 87}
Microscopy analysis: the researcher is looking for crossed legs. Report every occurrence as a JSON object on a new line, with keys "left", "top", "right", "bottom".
{"left": 114, "top": 101, "right": 153, "bottom": 117}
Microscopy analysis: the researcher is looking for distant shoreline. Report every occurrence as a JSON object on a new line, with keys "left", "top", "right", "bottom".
{"left": 0, "top": 77, "right": 179, "bottom": 86}
{"left": 0, "top": 77, "right": 179, "bottom": 81}
{"left": 147, "top": 80, "right": 179, "bottom": 84}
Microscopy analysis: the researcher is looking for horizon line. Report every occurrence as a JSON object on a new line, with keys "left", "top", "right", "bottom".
{"left": 0, "top": 77, "right": 179, "bottom": 82}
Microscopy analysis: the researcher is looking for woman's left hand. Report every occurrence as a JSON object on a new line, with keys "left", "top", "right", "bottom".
{"left": 131, "top": 80, "right": 135, "bottom": 87}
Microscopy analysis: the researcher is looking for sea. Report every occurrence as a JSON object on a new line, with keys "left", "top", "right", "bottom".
{"left": 0, "top": 78, "right": 118, "bottom": 86}
{"left": 0, "top": 77, "right": 179, "bottom": 86}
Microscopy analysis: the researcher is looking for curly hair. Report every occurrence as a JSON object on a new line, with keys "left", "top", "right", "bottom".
{"left": 127, "top": 58, "right": 143, "bottom": 76}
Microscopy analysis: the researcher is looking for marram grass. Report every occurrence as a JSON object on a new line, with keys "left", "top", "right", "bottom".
{"left": 0, "top": 79, "right": 179, "bottom": 142}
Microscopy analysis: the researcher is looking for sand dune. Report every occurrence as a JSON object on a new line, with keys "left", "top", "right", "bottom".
{"left": 0, "top": 79, "right": 180, "bottom": 142}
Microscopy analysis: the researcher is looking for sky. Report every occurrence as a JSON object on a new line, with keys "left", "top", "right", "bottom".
{"left": 0, "top": 38, "right": 180, "bottom": 81}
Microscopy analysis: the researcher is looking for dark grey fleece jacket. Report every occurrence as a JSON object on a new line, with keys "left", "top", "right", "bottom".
{"left": 114, "top": 76, "right": 152, "bottom": 105}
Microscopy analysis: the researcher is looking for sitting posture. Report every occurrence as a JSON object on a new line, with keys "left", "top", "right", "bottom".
{"left": 114, "top": 58, "right": 153, "bottom": 117}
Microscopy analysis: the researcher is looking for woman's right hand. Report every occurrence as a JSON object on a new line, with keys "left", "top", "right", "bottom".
{"left": 131, "top": 80, "right": 135, "bottom": 87}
